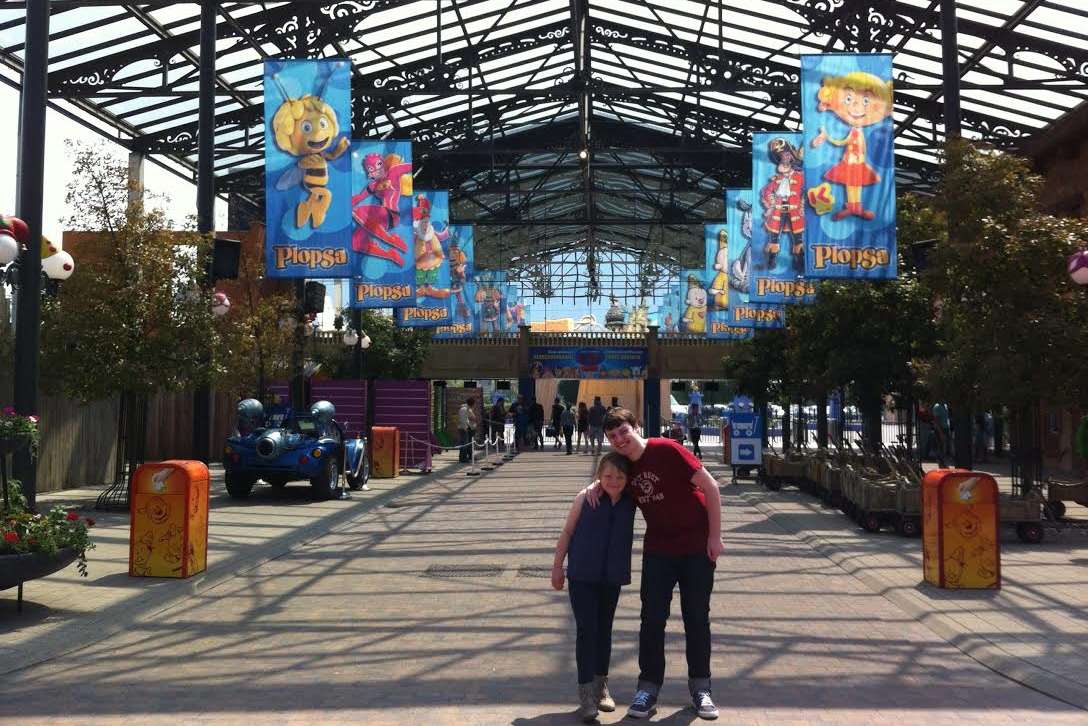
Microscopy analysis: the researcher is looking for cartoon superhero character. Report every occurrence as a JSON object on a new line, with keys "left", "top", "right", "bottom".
{"left": 708, "top": 229, "right": 730, "bottom": 309}
{"left": 363, "top": 152, "right": 412, "bottom": 220}
{"left": 810, "top": 71, "right": 894, "bottom": 221}
{"left": 270, "top": 73, "right": 350, "bottom": 229}
{"left": 681, "top": 274, "right": 707, "bottom": 334}
{"left": 760, "top": 137, "right": 805, "bottom": 274}
{"left": 351, "top": 152, "right": 411, "bottom": 265}
{"left": 412, "top": 195, "right": 450, "bottom": 299}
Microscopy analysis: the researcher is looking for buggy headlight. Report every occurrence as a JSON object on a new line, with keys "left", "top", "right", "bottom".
{"left": 311, "top": 448, "right": 323, "bottom": 458}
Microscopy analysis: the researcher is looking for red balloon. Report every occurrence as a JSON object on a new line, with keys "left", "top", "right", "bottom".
{"left": 2, "top": 216, "right": 29, "bottom": 244}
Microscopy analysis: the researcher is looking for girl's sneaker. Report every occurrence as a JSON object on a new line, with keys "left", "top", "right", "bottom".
{"left": 594, "top": 675, "right": 615, "bottom": 712}
{"left": 627, "top": 690, "right": 657, "bottom": 719}
{"left": 577, "top": 683, "right": 599, "bottom": 723}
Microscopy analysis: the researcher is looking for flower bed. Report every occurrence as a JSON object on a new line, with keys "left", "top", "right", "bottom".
{"left": 2, "top": 481, "right": 96, "bottom": 581}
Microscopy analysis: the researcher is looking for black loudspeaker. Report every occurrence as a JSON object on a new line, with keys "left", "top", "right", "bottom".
{"left": 463, "top": 381, "right": 478, "bottom": 388}
{"left": 496, "top": 380, "right": 511, "bottom": 390}
{"left": 303, "top": 281, "right": 327, "bottom": 315}
{"left": 671, "top": 381, "right": 686, "bottom": 392}
{"left": 704, "top": 382, "right": 720, "bottom": 392}
{"left": 211, "top": 237, "right": 241, "bottom": 280}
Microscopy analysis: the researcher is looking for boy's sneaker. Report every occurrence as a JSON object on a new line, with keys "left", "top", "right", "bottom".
{"left": 692, "top": 689, "right": 719, "bottom": 720}
{"left": 626, "top": 690, "right": 657, "bottom": 719}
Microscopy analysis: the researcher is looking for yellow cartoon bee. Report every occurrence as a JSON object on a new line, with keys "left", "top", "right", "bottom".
{"left": 270, "top": 68, "right": 350, "bottom": 229}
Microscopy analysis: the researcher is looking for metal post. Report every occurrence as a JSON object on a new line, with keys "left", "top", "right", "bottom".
{"left": 127, "top": 152, "right": 145, "bottom": 210}
{"left": 12, "top": 0, "right": 50, "bottom": 509}
{"left": 191, "top": 0, "right": 216, "bottom": 463}
{"left": 940, "top": 0, "right": 962, "bottom": 139}
{"left": 352, "top": 308, "right": 363, "bottom": 379}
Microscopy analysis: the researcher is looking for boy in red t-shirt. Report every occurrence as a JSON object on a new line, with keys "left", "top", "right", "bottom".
{"left": 587, "top": 408, "right": 723, "bottom": 720}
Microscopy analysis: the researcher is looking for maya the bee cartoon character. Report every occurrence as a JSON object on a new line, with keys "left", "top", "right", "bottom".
{"left": 271, "top": 69, "right": 350, "bottom": 230}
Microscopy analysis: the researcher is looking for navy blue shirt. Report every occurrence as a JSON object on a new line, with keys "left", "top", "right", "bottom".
{"left": 567, "top": 493, "right": 636, "bottom": 586}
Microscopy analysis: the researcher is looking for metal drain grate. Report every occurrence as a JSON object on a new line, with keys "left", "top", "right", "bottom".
{"left": 424, "top": 564, "right": 505, "bottom": 578}
{"left": 517, "top": 566, "right": 552, "bottom": 578}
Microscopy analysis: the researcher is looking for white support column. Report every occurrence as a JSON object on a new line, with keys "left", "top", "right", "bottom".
{"left": 128, "top": 151, "right": 145, "bottom": 209}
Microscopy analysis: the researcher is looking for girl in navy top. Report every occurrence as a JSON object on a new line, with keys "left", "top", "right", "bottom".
{"left": 551, "top": 452, "right": 636, "bottom": 723}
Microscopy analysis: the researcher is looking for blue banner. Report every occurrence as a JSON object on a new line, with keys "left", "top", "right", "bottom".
{"left": 750, "top": 132, "right": 818, "bottom": 304}
{"left": 350, "top": 140, "right": 415, "bottom": 307}
{"left": 800, "top": 53, "right": 897, "bottom": 278}
{"left": 678, "top": 269, "right": 709, "bottom": 336}
{"left": 505, "top": 283, "right": 527, "bottom": 329}
{"left": 395, "top": 190, "right": 452, "bottom": 326}
{"left": 530, "top": 347, "right": 648, "bottom": 379}
{"left": 446, "top": 224, "right": 475, "bottom": 324}
{"left": 720, "top": 189, "right": 786, "bottom": 329}
{"left": 264, "top": 59, "right": 353, "bottom": 278}
{"left": 473, "top": 270, "right": 507, "bottom": 335}
{"left": 656, "top": 288, "right": 684, "bottom": 334}
{"left": 434, "top": 271, "right": 476, "bottom": 339}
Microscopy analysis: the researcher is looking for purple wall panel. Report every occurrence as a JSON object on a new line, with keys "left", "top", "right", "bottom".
{"left": 311, "top": 379, "right": 367, "bottom": 439}
{"left": 373, "top": 379, "right": 433, "bottom": 471}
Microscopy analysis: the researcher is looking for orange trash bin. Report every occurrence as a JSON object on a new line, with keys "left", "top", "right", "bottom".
{"left": 129, "top": 460, "right": 209, "bottom": 578}
{"left": 922, "top": 469, "right": 1000, "bottom": 589}
{"left": 370, "top": 426, "right": 400, "bottom": 478}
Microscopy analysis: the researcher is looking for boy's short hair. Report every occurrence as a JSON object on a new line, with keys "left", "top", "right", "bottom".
{"left": 596, "top": 451, "right": 631, "bottom": 479}
{"left": 603, "top": 407, "right": 637, "bottom": 432}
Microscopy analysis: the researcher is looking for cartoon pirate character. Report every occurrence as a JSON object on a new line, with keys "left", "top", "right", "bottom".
{"left": 477, "top": 285, "right": 501, "bottom": 334}
{"left": 412, "top": 195, "right": 449, "bottom": 298}
{"left": 760, "top": 137, "right": 806, "bottom": 274}
{"left": 448, "top": 238, "right": 470, "bottom": 319}
{"left": 810, "top": 70, "right": 894, "bottom": 221}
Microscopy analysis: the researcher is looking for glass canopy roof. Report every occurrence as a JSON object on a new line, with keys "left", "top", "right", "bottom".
{"left": 2, "top": 0, "right": 1086, "bottom": 301}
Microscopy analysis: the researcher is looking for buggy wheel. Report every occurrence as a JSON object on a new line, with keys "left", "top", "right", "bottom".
{"left": 347, "top": 457, "right": 370, "bottom": 491}
{"left": 1044, "top": 501, "right": 1066, "bottom": 521}
{"left": 310, "top": 456, "right": 339, "bottom": 501}
{"left": 861, "top": 511, "right": 882, "bottom": 533}
{"left": 225, "top": 471, "right": 256, "bottom": 499}
{"left": 1016, "top": 521, "right": 1044, "bottom": 544}
{"left": 896, "top": 516, "right": 921, "bottom": 538}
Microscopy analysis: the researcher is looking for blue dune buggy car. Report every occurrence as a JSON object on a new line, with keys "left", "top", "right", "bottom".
{"left": 222, "top": 399, "right": 369, "bottom": 500}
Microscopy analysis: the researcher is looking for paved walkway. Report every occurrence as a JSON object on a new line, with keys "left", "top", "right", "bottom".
{"left": 0, "top": 449, "right": 1084, "bottom": 724}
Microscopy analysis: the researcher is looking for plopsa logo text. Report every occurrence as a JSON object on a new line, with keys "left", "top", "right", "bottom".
{"left": 274, "top": 245, "right": 348, "bottom": 270}
{"left": 754, "top": 278, "right": 817, "bottom": 298}
{"left": 356, "top": 283, "right": 413, "bottom": 302}
{"left": 401, "top": 307, "right": 449, "bottom": 321}
{"left": 812, "top": 245, "right": 891, "bottom": 271}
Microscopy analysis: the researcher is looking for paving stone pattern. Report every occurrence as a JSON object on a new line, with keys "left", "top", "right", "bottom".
{"left": 0, "top": 450, "right": 1084, "bottom": 724}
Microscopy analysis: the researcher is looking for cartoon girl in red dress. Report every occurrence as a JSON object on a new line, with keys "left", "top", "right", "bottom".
{"left": 810, "top": 71, "right": 894, "bottom": 221}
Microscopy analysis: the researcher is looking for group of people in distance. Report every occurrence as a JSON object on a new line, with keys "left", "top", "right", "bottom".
{"left": 480, "top": 395, "right": 613, "bottom": 455}
{"left": 552, "top": 407, "right": 724, "bottom": 722}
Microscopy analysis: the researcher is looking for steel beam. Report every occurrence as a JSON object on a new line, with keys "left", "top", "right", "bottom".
{"left": 12, "top": 0, "right": 49, "bottom": 509}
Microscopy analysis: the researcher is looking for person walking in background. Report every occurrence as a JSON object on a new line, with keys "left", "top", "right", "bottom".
{"left": 513, "top": 395, "right": 529, "bottom": 453}
{"left": 490, "top": 397, "right": 507, "bottom": 452}
{"left": 688, "top": 402, "right": 703, "bottom": 458}
{"left": 577, "top": 401, "right": 590, "bottom": 453}
{"left": 562, "top": 403, "right": 577, "bottom": 455}
{"left": 457, "top": 397, "right": 477, "bottom": 463}
{"left": 588, "top": 396, "right": 608, "bottom": 455}
{"left": 552, "top": 397, "right": 565, "bottom": 450}
{"left": 531, "top": 397, "right": 546, "bottom": 450}
{"left": 551, "top": 453, "right": 636, "bottom": 723}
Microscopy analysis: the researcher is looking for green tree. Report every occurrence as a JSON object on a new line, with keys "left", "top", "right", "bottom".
{"left": 326, "top": 308, "right": 431, "bottom": 379}
{"left": 40, "top": 142, "right": 215, "bottom": 402}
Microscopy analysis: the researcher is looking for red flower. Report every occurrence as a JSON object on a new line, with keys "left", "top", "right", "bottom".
{"left": 28, "top": 415, "right": 39, "bottom": 423}
{"left": 66, "top": 511, "right": 80, "bottom": 521}
{"left": 84, "top": 517, "right": 96, "bottom": 528}
{"left": 1, "top": 406, "right": 13, "bottom": 415}
{"left": 3, "top": 531, "right": 18, "bottom": 543}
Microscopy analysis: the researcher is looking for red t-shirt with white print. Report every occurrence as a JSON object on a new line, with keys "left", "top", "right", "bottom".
{"left": 626, "top": 437, "right": 707, "bottom": 556}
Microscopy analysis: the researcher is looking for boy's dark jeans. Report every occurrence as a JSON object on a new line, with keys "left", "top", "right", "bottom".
{"left": 564, "top": 425, "right": 574, "bottom": 454}
{"left": 638, "top": 552, "right": 715, "bottom": 692}
{"left": 568, "top": 580, "right": 621, "bottom": 685}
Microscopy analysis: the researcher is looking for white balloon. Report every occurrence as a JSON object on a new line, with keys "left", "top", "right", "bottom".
{"left": 342, "top": 329, "right": 359, "bottom": 346}
{"left": 42, "top": 249, "right": 74, "bottom": 280}
{"left": 211, "top": 291, "right": 231, "bottom": 317}
{"left": 0, "top": 232, "right": 18, "bottom": 266}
